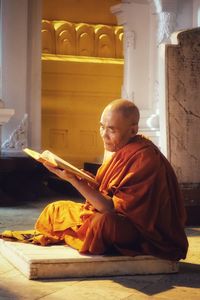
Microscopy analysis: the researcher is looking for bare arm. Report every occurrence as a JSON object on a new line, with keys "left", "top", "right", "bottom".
{"left": 43, "top": 163, "right": 114, "bottom": 213}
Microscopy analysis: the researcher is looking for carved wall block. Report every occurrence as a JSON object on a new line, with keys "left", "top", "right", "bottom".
{"left": 76, "top": 23, "right": 95, "bottom": 56}
{"left": 95, "top": 25, "right": 115, "bottom": 58}
{"left": 41, "top": 20, "right": 56, "bottom": 54}
{"left": 53, "top": 21, "right": 76, "bottom": 55}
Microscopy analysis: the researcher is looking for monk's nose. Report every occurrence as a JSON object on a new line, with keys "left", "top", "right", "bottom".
{"left": 100, "top": 128, "right": 108, "bottom": 139}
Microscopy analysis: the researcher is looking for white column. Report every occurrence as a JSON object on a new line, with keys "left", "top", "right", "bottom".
{"left": 0, "top": 0, "right": 41, "bottom": 151}
{"left": 111, "top": 1, "right": 160, "bottom": 146}
{"left": 111, "top": 1, "right": 151, "bottom": 109}
{"left": 111, "top": 3, "right": 135, "bottom": 101}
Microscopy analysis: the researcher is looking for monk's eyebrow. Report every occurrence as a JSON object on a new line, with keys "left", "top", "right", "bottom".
{"left": 100, "top": 123, "right": 117, "bottom": 130}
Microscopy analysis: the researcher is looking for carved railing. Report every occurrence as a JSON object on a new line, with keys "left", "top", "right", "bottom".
{"left": 42, "top": 20, "right": 124, "bottom": 58}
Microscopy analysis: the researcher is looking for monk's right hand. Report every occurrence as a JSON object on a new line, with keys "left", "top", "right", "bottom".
{"left": 43, "top": 162, "right": 78, "bottom": 183}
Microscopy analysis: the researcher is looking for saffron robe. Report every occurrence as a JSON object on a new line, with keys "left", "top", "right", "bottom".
{"left": 1, "top": 135, "right": 188, "bottom": 260}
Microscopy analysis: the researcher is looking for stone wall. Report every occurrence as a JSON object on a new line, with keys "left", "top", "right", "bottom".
{"left": 166, "top": 28, "right": 200, "bottom": 184}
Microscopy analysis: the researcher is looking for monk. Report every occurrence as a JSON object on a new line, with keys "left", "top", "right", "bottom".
{"left": 1, "top": 99, "right": 188, "bottom": 260}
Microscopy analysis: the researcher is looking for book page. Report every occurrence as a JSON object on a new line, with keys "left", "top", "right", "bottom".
{"left": 41, "top": 150, "right": 96, "bottom": 184}
{"left": 23, "top": 148, "right": 57, "bottom": 167}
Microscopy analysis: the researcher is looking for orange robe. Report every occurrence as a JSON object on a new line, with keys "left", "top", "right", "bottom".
{"left": 34, "top": 135, "right": 188, "bottom": 260}
{"left": 1, "top": 135, "right": 188, "bottom": 260}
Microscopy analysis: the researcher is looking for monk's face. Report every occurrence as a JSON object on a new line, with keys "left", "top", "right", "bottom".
{"left": 100, "top": 109, "right": 136, "bottom": 152}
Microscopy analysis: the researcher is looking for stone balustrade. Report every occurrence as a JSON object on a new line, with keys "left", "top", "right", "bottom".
{"left": 42, "top": 20, "right": 123, "bottom": 58}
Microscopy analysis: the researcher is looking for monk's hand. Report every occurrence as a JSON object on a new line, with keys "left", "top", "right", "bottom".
{"left": 79, "top": 169, "right": 98, "bottom": 189}
{"left": 80, "top": 169, "right": 95, "bottom": 179}
{"left": 43, "top": 162, "right": 78, "bottom": 183}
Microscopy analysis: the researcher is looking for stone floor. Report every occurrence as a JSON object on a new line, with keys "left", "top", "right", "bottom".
{"left": 0, "top": 198, "right": 200, "bottom": 300}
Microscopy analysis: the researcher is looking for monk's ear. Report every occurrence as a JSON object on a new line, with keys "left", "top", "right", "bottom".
{"left": 130, "top": 124, "right": 138, "bottom": 137}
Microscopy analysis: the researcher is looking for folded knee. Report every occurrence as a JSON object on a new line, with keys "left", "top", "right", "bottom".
{"left": 90, "top": 212, "right": 117, "bottom": 239}
{"left": 91, "top": 212, "right": 116, "bottom": 226}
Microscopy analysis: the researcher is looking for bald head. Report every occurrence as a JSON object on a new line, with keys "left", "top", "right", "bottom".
{"left": 103, "top": 99, "right": 140, "bottom": 126}
{"left": 100, "top": 99, "right": 140, "bottom": 152}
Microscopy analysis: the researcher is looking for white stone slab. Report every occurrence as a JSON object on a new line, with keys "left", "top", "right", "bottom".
{"left": 0, "top": 239, "right": 179, "bottom": 280}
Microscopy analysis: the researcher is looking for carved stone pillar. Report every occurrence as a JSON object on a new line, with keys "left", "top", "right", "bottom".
{"left": 121, "top": 30, "right": 135, "bottom": 101}
{"left": 1, "top": 114, "right": 28, "bottom": 151}
{"left": 153, "top": 0, "right": 178, "bottom": 44}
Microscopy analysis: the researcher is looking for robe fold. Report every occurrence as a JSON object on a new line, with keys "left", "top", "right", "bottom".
{"left": 0, "top": 135, "right": 188, "bottom": 260}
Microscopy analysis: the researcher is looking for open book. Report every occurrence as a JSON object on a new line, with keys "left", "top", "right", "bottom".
{"left": 23, "top": 148, "right": 97, "bottom": 185}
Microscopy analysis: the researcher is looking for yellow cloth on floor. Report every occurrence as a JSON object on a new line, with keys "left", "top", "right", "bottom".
{"left": 0, "top": 230, "right": 61, "bottom": 246}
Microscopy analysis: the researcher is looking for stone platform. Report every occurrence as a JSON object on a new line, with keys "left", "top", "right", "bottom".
{"left": 0, "top": 239, "right": 179, "bottom": 280}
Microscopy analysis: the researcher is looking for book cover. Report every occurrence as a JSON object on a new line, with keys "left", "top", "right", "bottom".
{"left": 23, "top": 148, "right": 97, "bottom": 185}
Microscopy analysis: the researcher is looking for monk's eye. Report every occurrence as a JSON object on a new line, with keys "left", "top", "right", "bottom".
{"left": 100, "top": 125, "right": 104, "bottom": 131}
{"left": 108, "top": 128, "right": 116, "bottom": 134}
